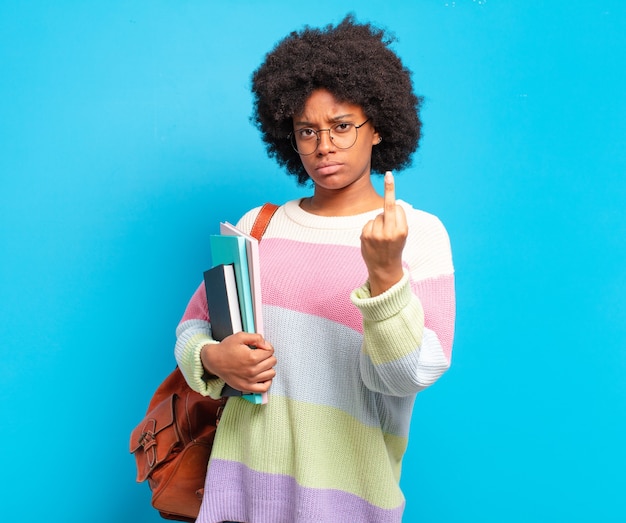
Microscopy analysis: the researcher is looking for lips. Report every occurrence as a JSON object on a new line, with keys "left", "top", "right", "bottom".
{"left": 316, "top": 162, "right": 342, "bottom": 176}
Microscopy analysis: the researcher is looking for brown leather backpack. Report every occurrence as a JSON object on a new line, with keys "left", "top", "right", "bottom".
{"left": 130, "top": 367, "right": 223, "bottom": 521}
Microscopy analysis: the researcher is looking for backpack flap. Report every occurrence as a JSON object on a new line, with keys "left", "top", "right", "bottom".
{"left": 130, "top": 394, "right": 181, "bottom": 482}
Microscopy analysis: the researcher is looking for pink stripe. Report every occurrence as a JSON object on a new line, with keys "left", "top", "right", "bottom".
{"left": 412, "top": 273, "right": 456, "bottom": 361}
{"left": 260, "top": 238, "right": 368, "bottom": 333}
{"left": 180, "top": 281, "right": 208, "bottom": 322}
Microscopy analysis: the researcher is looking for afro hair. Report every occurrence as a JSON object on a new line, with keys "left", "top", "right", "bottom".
{"left": 251, "top": 14, "right": 423, "bottom": 185}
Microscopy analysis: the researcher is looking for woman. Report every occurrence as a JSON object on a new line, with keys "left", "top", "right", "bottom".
{"left": 175, "top": 15, "right": 455, "bottom": 523}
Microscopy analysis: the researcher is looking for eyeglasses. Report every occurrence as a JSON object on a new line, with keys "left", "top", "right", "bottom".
{"left": 288, "top": 119, "right": 371, "bottom": 156}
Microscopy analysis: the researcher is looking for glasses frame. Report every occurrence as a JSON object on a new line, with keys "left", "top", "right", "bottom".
{"left": 288, "top": 118, "right": 371, "bottom": 156}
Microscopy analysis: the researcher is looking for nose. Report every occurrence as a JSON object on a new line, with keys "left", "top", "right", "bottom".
{"left": 316, "top": 129, "right": 334, "bottom": 154}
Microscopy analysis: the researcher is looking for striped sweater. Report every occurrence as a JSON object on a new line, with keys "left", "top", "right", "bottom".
{"left": 175, "top": 199, "right": 455, "bottom": 523}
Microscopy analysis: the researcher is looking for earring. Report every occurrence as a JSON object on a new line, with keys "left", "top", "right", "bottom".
{"left": 377, "top": 136, "right": 383, "bottom": 144}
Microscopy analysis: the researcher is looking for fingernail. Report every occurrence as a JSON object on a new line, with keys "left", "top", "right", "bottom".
{"left": 385, "top": 171, "right": 393, "bottom": 183}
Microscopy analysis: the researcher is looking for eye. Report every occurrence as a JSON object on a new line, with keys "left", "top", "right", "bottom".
{"left": 333, "top": 122, "right": 353, "bottom": 133}
{"left": 297, "top": 128, "right": 317, "bottom": 140}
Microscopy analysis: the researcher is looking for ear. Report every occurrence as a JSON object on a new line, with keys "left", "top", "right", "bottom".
{"left": 371, "top": 128, "right": 382, "bottom": 146}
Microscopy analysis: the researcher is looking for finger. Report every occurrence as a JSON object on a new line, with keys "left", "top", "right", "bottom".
{"left": 383, "top": 171, "right": 396, "bottom": 228}
{"left": 252, "top": 350, "right": 276, "bottom": 368}
{"left": 245, "top": 379, "right": 272, "bottom": 393}
{"left": 256, "top": 368, "right": 276, "bottom": 383}
{"left": 395, "top": 203, "right": 408, "bottom": 231}
{"left": 252, "top": 337, "right": 273, "bottom": 352}
{"left": 236, "top": 332, "right": 270, "bottom": 351}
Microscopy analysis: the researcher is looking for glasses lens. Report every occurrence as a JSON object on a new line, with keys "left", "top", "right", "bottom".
{"left": 291, "top": 130, "right": 317, "bottom": 155}
{"left": 330, "top": 123, "right": 358, "bottom": 149}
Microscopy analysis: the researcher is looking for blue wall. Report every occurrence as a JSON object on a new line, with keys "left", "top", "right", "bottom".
{"left": 1, "top": 2, "right": 625, "bottom": 522}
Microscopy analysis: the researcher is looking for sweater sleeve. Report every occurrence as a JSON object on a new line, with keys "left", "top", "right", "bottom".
{"left": 174, "top": 282, "right": 225, "bottom": 399}
{"left": 350, "top": 213, "right": 455, "bottom": 397}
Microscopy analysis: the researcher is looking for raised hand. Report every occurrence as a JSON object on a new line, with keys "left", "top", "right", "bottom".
{"left": 360, "top": 171, "right": 408, "bottom": 296}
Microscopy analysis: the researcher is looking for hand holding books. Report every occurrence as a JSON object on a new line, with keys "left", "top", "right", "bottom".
{"left": 200, "top": 332, "right": 276, "bottom": 396}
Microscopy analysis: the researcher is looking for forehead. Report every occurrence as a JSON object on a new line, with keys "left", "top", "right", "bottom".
{"left": 294, "top": 89, "right": 366, "bottom": 123}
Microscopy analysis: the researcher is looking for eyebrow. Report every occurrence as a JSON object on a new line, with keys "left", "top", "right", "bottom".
{"left": 294, "top": 113, "right": 357, "bottom": 127}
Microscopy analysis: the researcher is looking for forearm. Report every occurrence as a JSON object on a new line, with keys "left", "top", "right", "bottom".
{"left": 351, "top": 272, "right": 451, "bottom": 396}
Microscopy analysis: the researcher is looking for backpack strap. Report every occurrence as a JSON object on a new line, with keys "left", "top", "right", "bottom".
{"left": 249, "top": 203, "right": 279, "bottom": 241}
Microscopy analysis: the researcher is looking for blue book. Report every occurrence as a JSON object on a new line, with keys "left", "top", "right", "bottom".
{"left": 209, "top": 234, "right": 255, "bottom": 334}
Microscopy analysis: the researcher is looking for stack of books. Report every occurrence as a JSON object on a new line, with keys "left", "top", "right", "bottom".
{"left": 203, "top": 222, "right": 267, "bottom": 405}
